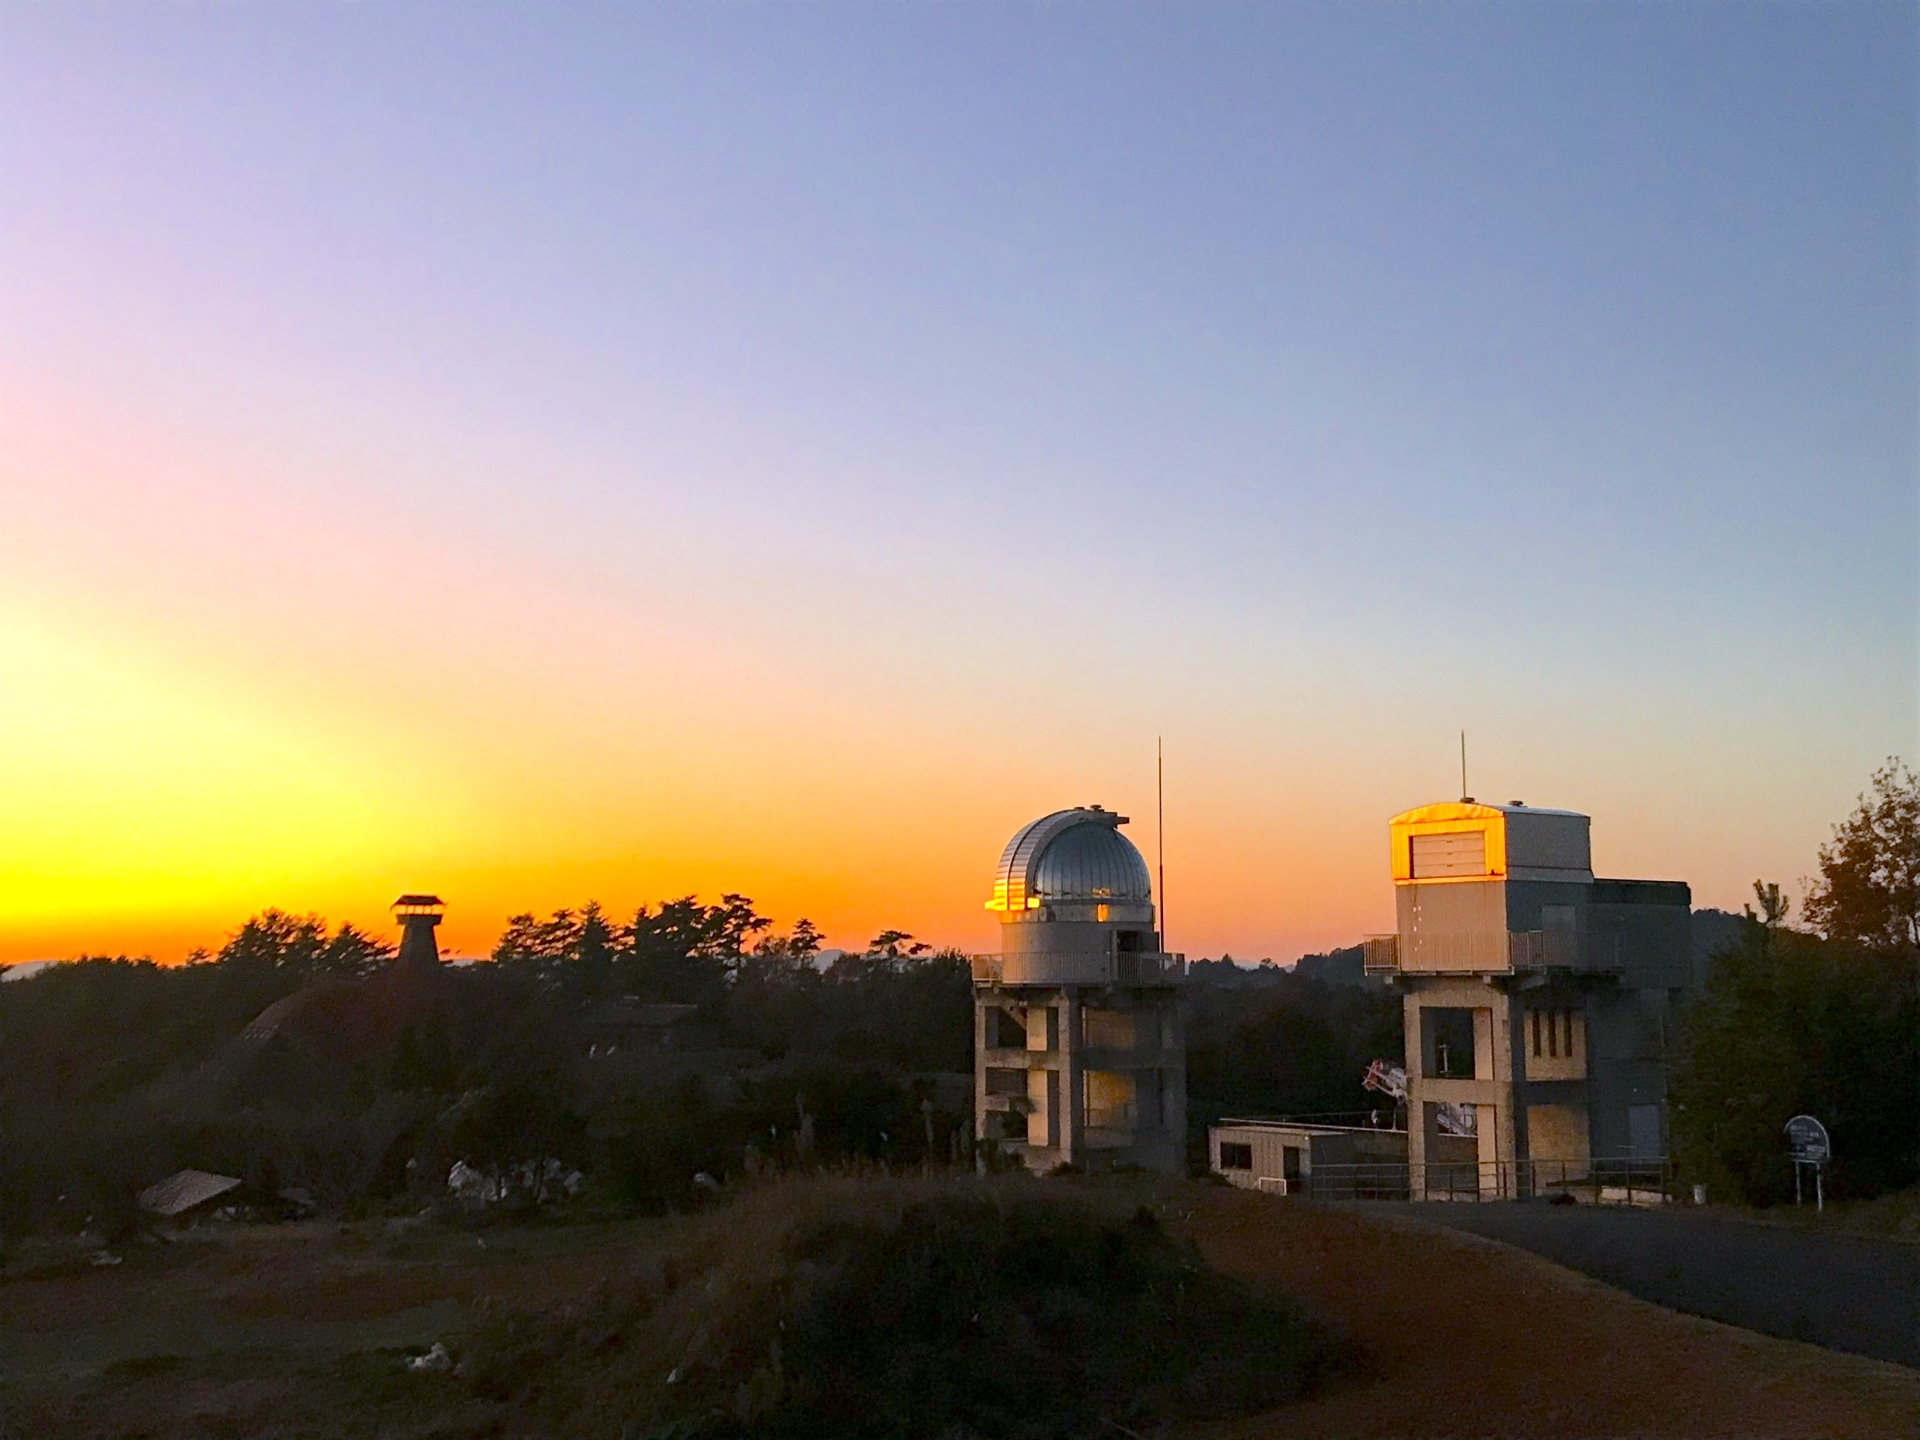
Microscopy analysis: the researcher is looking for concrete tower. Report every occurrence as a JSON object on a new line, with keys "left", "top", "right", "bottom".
{"left": 1366, "top": 802, "right": 1691, "bottom": 1197}
{"left": 973, "top": 807, "right": 1186, "bottom": 1173}
{"left": 392, "top": 894, "right": 446, "bottom": 975}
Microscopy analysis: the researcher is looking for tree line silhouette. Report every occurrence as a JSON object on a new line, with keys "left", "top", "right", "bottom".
{"left": 2, "top": 759, "right": 1911, "bottom": 1237}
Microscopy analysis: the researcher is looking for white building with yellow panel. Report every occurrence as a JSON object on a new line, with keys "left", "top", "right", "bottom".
{"left": 973, "top": 806, "right": 1186, "bottom": 1174}
{"left": 1365, "top": 801, "right": 1691, "bottom": 1197}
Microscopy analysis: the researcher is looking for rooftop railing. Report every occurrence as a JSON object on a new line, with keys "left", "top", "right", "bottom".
{"left": 1362, "top": 931, "right": 1549, "bottom": 975}
{"left": 969, "top": 952, "right": 1186, "bottom": 987}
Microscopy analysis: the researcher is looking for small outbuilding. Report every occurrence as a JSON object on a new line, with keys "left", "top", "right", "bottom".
{"left": 584, "top": 998, "right": 710, "bottom": 1051}
{"left": 1209, "top": 1120, "right": 1408, "bottom": 1198}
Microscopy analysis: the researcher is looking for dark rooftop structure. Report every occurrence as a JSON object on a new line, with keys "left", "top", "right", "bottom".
{"left": 392, "top": 893, "right": 445, "bottom": 973}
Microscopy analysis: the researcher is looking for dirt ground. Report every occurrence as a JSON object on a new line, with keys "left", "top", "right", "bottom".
{"left": 1176, "top": 1185, "right": 1920, "bottom": 1440}
{"left": 2, "top": 1184, "right": 1915, "bottom": 1439}
{"left": 0, "top": 1218, "right": 656, "bottom": 1381}
{"left": 0, "top": 1217, "right": 655, "bottom": 1437}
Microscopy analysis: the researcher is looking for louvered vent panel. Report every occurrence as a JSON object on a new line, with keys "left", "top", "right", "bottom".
{"left": 1410, "top": 830, "right": 1487, "bottom": 878}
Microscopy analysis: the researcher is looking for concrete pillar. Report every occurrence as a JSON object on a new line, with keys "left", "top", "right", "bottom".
{"left": 1473, "top": 1006, "right": 1497, "bottom": 1082}
{"left": 1403, "top": 988, "right": 1428, "bottom": 1178}
{"left": 1505, "top": 989, "right": 1534, "bottom": 1186}
{"left": 1060, "top": 992, "right": 1084, "bottom": 1166}
{"left": 973, "top": 999, "right": 991, "bottom": 1140}
{"left": 1026, "top": 1068, "right": 1058, "bottom": 1151}
{"left": 1477, "top": 1104, "right": 1502, "bottom": 1196}
{"left": 1164, "top": 996, "right": 1187, "bottom": 1157}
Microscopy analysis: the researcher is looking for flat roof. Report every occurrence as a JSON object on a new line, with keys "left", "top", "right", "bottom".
{"left": 1389, "top": 800, "right": 1588, "bottom": 825}
{"left": 1213, "top": 1119, "right": 1408, "bottom": 1136}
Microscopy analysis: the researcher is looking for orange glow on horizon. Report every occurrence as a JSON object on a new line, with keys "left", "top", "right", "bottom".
{"left": 0, "top": 386, "right": 1849, "bottom": 970}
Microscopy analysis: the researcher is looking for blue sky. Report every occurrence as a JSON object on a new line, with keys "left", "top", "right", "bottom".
{"left": 1, "top": 2, "right": 1913, "bottom": 958}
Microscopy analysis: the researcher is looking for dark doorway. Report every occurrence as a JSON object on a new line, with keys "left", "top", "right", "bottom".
{"left": 1421, "top": 1007, "right": 1478, "bottom": 1078}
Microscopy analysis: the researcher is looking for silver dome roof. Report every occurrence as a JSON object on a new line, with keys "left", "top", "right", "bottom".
{"left": 988, "top": 807, "right": 1152, "bottom": 911}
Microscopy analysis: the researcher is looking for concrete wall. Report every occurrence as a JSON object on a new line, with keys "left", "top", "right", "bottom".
{"left": 1502, "top": 809, "right": 1591, "bottom": 874}
{"left": 1586, "top": 884, "right": 1692, "bottom": 987}
{"left": 1526, "top": 1103, "right": 1590, "bottom": 1179}
{"left": 1504, "top": 878, "right": 1597, "bottom": 936}
{"left": 976, "top": 985, "right": 1184, "bottom": 1173}
{"left": 1400, "top": 979, "right": 1680, "bottom": 1178}
{"left": 1396, "top": 881, "right": 1509, "bottom": 972}
{"left": 1584, "top": 985, "right": 1673, "bottom": 1157}
{"left": 1521, "top": 1005, "right": 1586, "bottom": 1081}
{"left": 995, "top": 902, "right": 1159, "bottom": 985}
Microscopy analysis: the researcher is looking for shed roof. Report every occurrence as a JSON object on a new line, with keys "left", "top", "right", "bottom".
{"left": 139, "top": 1168, "right": 243, "bottom": 1217}
{"left": 586, "top": 999, "right": 702, "bottom": 1028}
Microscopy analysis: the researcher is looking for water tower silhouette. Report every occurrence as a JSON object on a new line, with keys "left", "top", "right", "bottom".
{"left": 391, "top": 894, "right": 446, "bottom": 974}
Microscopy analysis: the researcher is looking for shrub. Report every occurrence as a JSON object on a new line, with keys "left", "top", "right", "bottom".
{"left": 458, "top": 1173, "right": 1355, "bottom": 1439}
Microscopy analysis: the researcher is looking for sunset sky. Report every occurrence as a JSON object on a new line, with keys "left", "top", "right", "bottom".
{"left": 2, "top": 3, "right": 1913, "bottom": 964}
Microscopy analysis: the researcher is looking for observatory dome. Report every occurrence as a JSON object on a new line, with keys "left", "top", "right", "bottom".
{"left": 1032, "top": 822, "right": 1152, "bottom": 900}
{"left": 989, "top": 806, "right": 1152, "bottom": 912}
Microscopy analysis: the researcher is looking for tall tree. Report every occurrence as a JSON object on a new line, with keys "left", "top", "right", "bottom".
{"left": 624, "top": 894, "right": 770, "bottom": 1005}
{"left": 211, "top": 909, "right": 395, "bottom": 982}
{"left": 492, "top": 908, "right": 586, "bottom": 971}
{"left": 1803, "top": 759, "right": 1920, "bottom": 955}
{"left": 317, "top": 921, "right": 396, "bottom": 980}
{"left": 216, "top": 909, "right": 329, "bottom": 978}
{"left": 728, "top": 920, "right": 828, "bottom": 1057}
{"left": 1671, "top": 882, "right": 1917, "bottom": 1201}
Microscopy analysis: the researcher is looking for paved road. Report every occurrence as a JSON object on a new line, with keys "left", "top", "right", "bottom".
{"left": 1393, "top": 1203, "right": 1919, "bottom": 1369}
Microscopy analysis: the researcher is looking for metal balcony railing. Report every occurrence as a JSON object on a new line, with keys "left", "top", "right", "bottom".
{"left": 969, "top": 952, "right": 1186, "bottom": 986}
{"left": 1222, "top": 1156, "right": 1674, "bottom": 1204}
{"left": 1362, "top": 931, "right": 1549, "bottom": 975}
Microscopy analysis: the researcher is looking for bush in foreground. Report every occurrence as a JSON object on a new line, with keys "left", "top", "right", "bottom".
{"left": 460, "top": 1174, "right": 1355, "bottom": 1438}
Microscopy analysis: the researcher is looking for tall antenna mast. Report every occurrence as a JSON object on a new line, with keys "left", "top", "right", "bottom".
{"left": 1157, "top": 736, "right": 1166, "bottom": 952}
{"left": 1460, "top": 730, "right": 1468, "bottom": 802}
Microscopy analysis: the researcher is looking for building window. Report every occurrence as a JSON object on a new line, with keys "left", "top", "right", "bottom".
{"left": 989, "top": 1007, "right": 1026, "bottom": 1050}
{"left": 1219, "top": 1142, "right": 1253, "bottom": 1170}
{"left": 1422, "top": 1007, "right": 1478, "bottom": 1078}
